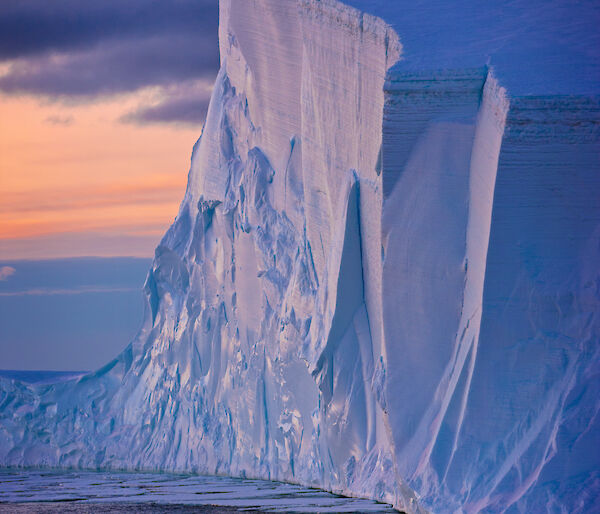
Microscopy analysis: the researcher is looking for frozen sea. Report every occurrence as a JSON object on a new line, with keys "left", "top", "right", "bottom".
{"left": 0, "top": 470, "right": 399, "bottom": 513}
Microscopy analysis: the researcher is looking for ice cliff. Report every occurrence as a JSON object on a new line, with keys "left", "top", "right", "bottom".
{"left": 1, "top": 1, "right": 598, "bottom": 513}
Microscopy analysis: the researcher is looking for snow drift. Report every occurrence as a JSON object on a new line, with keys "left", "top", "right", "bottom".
{"left": 1, "top": 0, "right": 598, "bottom": 512}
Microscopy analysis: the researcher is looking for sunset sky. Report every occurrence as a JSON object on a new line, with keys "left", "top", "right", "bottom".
{"left": 0, "top": 0, "right": 219, "bottom": 259}
{"left": 0, "top": 0, "right": 219, "bottom": 370}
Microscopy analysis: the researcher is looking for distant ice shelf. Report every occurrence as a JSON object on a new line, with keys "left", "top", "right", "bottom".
{"left": 0, "top": 1, "right": 598, "bottom": 513}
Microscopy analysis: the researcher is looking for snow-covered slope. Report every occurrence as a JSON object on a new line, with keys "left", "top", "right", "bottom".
{"left": 1, "top": 1, "right": 598, "bottom": 513}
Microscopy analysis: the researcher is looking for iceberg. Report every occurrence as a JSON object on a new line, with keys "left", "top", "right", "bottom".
{"left": 1, "top": 0, "right": 598, "bottom": 512}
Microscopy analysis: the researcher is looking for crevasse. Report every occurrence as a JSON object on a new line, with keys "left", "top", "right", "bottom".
{"left": 1, "top": 1, "right": 598, "bottom": 513}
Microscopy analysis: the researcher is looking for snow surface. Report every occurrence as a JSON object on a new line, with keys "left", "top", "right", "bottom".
{"left": 0, "top": 1, "right": 598, "bottom": 513}
{"left": 344, "top": 0, "right": 600, "bottom": 96}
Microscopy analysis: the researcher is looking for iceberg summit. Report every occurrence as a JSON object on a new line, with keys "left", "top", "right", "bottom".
{"left": 1, "top": 0, "right": 598, "bottom": 512}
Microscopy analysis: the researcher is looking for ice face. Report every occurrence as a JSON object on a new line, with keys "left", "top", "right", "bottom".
{"left": 0, "top": 1, "right": 598, "bottom": 513}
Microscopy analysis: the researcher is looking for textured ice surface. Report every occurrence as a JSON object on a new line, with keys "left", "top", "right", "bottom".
{"left": 0, "top": 1, "right": 598, "bottom": 513}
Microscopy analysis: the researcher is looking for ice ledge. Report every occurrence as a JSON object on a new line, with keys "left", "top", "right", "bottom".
{"left": 298, "top": 0, "right": 401, "bottom": 55}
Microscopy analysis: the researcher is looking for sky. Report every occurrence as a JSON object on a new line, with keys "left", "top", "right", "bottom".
{"left": 0, "top": 258, "right": 151, "bottom": 370}
{"left": 0, "top": 0, "right": 219, "bottom": 259}
{"left": 0, "top": 0, "right": 219, "bottom": 370}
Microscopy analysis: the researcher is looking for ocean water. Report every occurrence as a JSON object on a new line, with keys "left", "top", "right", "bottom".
{"left": 0, "top": 470, "right": 398, "bottom": 513}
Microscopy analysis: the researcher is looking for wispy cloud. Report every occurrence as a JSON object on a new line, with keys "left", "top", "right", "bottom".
{"left": 0, "top": 35, "right": 218, "bottom": 99}
{"left": 0, "top": 210, "right": 179, "bottom": 240}
{"left": 0, "top": 174, "right": 185, "bottom": 215}
{"left": 44, "top": 114, "right": 73, "bottom": 126}
{"left": 0, "top": 286, "right": 138, "bottom": 297}
{"left": 0, "top": 173, "right": 186, "bottom": 243}
{"left": 0, "top": 233, "right": 161, "bottom": 260}
{"left": 122, "top": 92, "right": 211, "bottom": 126}
{"left": 121, "top": 80, "right": 213, "bottom": 126}
{"left": 0, "top": 266, "right": 16, "bottom": 281}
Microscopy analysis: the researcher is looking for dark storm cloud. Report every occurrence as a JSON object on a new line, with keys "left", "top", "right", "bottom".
{"left": 0, "top": 34, "right": 218, "bottom": 98}
{"left": 0, "top": 0, "right": 218, "bottom": 60}
{"left": 122, "top": 95, "right": 211, "bottom": 126}
{"left": 0, "top": 0, "right": 219, "bottom": 122}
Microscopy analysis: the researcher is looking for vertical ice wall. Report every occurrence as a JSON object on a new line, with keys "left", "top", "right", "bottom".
{"left": 380, "top": 67, "right": 510, "bottom": 510}
{"left": 378, "top": 70, "right": 599, "bottom": 511}
{"left": 445, "top": 96, "right": 600, "bottom": 513}
{"left": 1, "top": 0, "right": 419, "bottom": 510}
{"left": 174, "top": 0, "right": 414, "bottom": 504}
{"left": 377, "top": 63, "right": 599, "bottom": 514}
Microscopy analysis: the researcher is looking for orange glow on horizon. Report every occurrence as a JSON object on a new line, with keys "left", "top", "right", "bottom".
{"left": 0, "top": 91, "right": 201, "bottom": 259}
